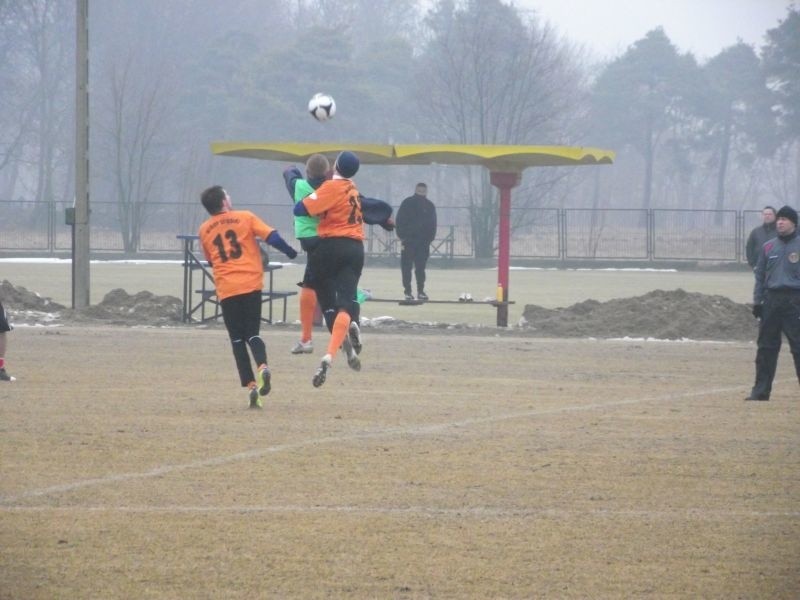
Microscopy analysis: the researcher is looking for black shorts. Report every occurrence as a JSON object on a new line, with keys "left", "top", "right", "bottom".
{"left": 219, "top": 290, "right": 262, "bottom": 341}
{"left": 0, "top": 301, "right": 10, "bottom": 333}
{"left": 308, "top": 237, "right": 364, "bottom": 313}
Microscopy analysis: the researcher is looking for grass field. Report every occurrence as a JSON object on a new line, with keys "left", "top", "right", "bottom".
{"left": 1, "top": 263, "right": 797, "bottom": 598}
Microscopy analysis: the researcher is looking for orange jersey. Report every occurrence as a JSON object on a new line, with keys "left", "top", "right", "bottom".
{"left": 300, "top": 178, "right": 365, "bottom": 240}
{"left": 198, "top": 210, "right": 275, "bottom": 301}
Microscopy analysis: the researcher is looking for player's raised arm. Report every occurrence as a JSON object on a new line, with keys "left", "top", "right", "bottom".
{"left": 283, "top": 166, "right": 303, "bottom": 199}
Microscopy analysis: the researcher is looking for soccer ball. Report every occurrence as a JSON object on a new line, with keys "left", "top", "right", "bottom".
{"left": 308, "top": 93, "right": 336, "bottom": 122}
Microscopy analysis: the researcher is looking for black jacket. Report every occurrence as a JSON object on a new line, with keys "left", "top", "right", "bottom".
{"left": 396, "top": 194, "right": 437, "bottom": 244}
{"left": 746, "top": 223, "right": 777, "bottom": 268}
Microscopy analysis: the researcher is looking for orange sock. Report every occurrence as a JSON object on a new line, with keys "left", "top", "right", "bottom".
{"left": 326, "top": 310, "right": 351, "bottom": 358}
{"left": 299, "top": 287, "right": 316, "bottom": 342}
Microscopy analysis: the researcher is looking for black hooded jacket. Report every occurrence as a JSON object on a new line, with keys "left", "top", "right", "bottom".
{"left": 396, "top": 194, "right": 437, "bottom": 244}
{"left": 746, "top": 222, "right": 777, "bottom": 268}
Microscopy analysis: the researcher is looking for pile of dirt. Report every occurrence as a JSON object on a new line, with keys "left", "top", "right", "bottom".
{"left": 0, "top": 280, "right": 757, "bottom": 340}
{"left": 64, "top": 289, "right": 183, "bottom": 325}
{"left": 0, "top": 279, "right": 65, "bottom": 311}
{"left": 1, "top": 282, "right": 182, "bottom": 326}
{"left": 521, "top": 288, "right": 756, "bottom": 341}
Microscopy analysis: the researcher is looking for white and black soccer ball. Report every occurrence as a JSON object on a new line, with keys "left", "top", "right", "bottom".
{"left": 308, "top": 93, "right": 336, "bottom": 122}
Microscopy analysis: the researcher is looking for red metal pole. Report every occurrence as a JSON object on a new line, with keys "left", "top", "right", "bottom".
{"left": 490, "top": 171, "right": 520, "bottom": 327}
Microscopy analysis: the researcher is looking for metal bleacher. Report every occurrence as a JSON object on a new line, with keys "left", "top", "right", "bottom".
{"left": 177, "top": 234, "right": 297, "bottom": 324}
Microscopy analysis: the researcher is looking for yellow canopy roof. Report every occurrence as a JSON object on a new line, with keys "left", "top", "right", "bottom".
{"left": 211, "top": 142, "right": 614, "bottom": 172}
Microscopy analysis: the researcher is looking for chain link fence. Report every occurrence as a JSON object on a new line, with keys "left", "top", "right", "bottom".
{"left": 0, "top": 199, "right": 765, "bottom": 263}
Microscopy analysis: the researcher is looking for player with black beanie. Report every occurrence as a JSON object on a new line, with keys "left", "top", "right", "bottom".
{"left": 748, "top": 204, "right": 800, "bottom": 400}
{"left": 294, "top": 151, "right": 394, "bottom": 387}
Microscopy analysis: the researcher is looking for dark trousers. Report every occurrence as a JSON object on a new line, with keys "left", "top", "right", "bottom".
{"left": 752, "top": 291, "right": 800, "bottom": 398}
{"left": 220, "top": 290, "right": 267, "bottom": 387}
{"left": 298, "top": 236, "right": 321, "bottom": 288}
{"left": 401, "top": 240, "right": 430, "bottom": 294}
{"left": 0, "top": 300, "right": 10, "bottom": 332}
{"left": 308, "top": 237, "right": 364, "bottom": 332}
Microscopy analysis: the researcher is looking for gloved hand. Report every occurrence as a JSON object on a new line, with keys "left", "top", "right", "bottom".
{"left": 380, "top": 218, "right": 395, "bottom": 232}
{"left": 752, "top": 304, "right": 763, "bottom": 319}
{"left": 285, "top": 246, "right": 298, "bottom": 260}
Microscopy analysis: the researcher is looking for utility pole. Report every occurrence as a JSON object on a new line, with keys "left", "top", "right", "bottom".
{"left": 73, "top": 0, "right": 90, "bottom": 308}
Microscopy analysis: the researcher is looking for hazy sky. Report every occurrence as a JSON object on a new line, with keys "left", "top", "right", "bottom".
{"left": 513, "top": 0, "right": 794, "bottom": 61}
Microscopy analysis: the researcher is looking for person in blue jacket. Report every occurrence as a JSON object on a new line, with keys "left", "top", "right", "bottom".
{"left": 748, "top": 204, "right": 800, "bottom": 400}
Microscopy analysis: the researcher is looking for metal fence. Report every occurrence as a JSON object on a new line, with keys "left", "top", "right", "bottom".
{"left": 0, "top": 199, "right": 765, "bottom": 263}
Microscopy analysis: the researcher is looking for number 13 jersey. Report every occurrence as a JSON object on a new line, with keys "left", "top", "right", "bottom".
{"left": 198, "top": 210, "right": 275, "bottom": 301}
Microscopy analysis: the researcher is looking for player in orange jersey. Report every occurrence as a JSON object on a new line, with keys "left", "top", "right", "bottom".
{"left": 199, "top": 185, "right": 298, "bottom": 408}
{"left": 293, "top": 151, "right": 394, "bottom": 387}
{"left": 283, "top": 156, "right": 376, "bottom": 356}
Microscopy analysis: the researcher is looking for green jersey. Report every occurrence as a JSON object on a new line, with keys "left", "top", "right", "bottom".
{"left": 293, "top": 179, "right": 321, "bottom": 239}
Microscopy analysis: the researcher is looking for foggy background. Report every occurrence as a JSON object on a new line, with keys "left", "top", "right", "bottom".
{"left": 516, "top": 0, "right": 789, "bottom": 61}
{"left": 0, "top": 0, "right": 798, "bottom": 257}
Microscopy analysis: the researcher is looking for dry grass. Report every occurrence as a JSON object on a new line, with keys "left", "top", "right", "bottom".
{"left": 1, "top": 323, "right": 798, "bottom": 599}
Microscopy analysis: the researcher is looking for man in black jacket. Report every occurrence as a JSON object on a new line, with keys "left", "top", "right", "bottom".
{"left": 395, "top": 183, "right": 436, "bottom": 301}
{"left": 396, "top": 183, "right": 437, "bottom": 301}
{"left": 745, "top": 206, "right": 777, "bottom": 269}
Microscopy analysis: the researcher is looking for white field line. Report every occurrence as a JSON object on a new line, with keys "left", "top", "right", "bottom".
{"left": 0, "top": 383, "right": 753, "bottom": 505}
{"left": 3, "top": 504, "right": 799, "bottom": 520}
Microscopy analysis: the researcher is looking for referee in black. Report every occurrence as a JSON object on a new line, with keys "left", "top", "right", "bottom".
{"left": 748, "top": 204, "right": 800, "bottom": 400}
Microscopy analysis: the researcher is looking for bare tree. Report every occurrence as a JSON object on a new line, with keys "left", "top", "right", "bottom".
{"left": 297, "top": 0, "right": 419, "bottom": 48}
{"left": 0, "top": 0, "right": 72, "bottom": 212}
{"left": 98, "top": 51, "right": 175, "bottom": 253}
{"left": 416, "top": 0, "right": 588, "bottom": 257}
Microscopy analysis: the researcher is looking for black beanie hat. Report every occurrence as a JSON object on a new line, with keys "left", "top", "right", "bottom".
{"left": 334, "top": 151, "right": 359, "bottom": 178}
{"left": 776, "top": 205, "right": 798, "bottom": 226}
